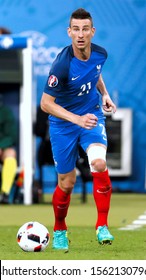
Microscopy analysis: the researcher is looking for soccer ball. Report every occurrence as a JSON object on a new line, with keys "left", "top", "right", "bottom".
{"left": 17, "top": 221, "right": 50, "bottom": 252}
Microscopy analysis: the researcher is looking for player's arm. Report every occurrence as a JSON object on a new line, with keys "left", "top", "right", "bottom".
{"left": 41, "top": 93, "right": 80, "bottom": 124}
{"left": 96, "top": 74, "right": 116, "bottom": 113}
{"left": 41, "top": 93, "right": 97, "bottom": 129}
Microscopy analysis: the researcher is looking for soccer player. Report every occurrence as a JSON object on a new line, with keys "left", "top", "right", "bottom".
{"left": 41, "top": 8, "right": 116, "bottom": 250}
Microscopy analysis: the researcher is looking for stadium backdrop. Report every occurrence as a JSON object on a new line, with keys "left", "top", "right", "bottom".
{"left": 0, "top": 0, "right": 146, "bottom": 193}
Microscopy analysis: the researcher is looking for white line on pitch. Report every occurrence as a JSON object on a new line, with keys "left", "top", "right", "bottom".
{"left": 119, "top": 211, "right": 146, "bottom": 231}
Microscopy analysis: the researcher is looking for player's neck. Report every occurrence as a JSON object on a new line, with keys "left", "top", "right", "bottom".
{"left": 72, "top": 45, "right": 91, "bottom": 61}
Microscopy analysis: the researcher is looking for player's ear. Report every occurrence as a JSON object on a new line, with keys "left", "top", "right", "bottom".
{"left": 91, "top": 27, "right": 96, "bottom": 37}
{"left": 67, "top": 27, "right": 71, "bottom": 37}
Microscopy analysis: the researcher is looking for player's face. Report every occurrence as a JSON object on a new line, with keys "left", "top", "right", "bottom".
{"left": 68, "top": 19, "right": 95, "bottom": 51}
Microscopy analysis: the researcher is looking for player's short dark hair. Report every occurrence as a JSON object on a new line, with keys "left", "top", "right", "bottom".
{"left": 69, "top": 8, "right": 93, "bottom": 27}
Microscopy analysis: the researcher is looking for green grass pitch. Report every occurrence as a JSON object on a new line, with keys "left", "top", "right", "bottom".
{"left": 0, "top": 193, "right": 146, "bottom": 260}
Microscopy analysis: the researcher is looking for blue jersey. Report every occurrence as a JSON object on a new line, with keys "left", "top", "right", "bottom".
{"left": 44, "top": 43, "right": 107, "bottom": 125}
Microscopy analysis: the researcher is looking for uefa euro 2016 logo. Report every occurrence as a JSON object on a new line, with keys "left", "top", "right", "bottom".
{"left": 48, "top": 75, "right": 58, "bottom": 87}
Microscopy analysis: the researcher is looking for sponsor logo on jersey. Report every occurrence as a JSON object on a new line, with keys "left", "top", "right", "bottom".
{"left": 48, "top": 75, "right": 58, "bottom": 87}
{"left": 71, "top": 75, "right": 80, "bottom": 81}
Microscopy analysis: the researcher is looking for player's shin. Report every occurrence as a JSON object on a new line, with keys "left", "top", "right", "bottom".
{"left": 52, "top": 185, "right": 71, "bottom": 231}
{"left": 91, "top": 169, "right": 112, "bottom": 229}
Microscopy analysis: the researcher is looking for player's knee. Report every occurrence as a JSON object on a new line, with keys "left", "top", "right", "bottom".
{"left": 91, "top": 158, "right": 106, "bottom": 172}
{"left": 58, "top": 173, "right": 76, "bottom": 194}
{"left": 87, "top": 145, "right": 107, "bottom": 172}
{"left": 2, "top": 148, "right": 17, "bottom": 160}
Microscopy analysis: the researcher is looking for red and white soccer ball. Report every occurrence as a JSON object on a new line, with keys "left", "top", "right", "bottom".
{"left": 17, "top": 221, "right": 50, "bottom": 252}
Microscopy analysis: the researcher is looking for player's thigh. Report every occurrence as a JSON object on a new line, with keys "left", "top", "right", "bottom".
{"left": 49, "top": 125, "right": 79, "bottom": 174}
{"left": 79, "top": 120, "right": 107, "bottom": 152}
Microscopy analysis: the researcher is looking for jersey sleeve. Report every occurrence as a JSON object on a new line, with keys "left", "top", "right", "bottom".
{"left": 43, "top": 46, "right": 71, "bottom": 97}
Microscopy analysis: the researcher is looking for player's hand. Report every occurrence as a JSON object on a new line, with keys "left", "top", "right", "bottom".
{"left": 102, "top": 94, "right": 116, "bottom": 113}
{"left": 78, "top": 113, "right": 98, "bottom": 130}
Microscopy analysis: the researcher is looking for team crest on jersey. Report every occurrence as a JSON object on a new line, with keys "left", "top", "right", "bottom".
{"left": 96, "top": 64, "right": 101, "bottom": 72}
{"left": 48, "top": 75, "right": 58, "bottom": 87}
